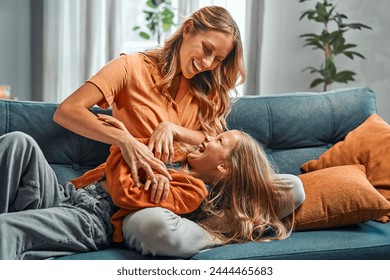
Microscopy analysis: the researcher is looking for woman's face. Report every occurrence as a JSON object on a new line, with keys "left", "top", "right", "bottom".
{"left": 179, "top": 24, "right": 234, "bottom": 79}
{"left": 187, "top": 130, "right": 241, "bottom": 179}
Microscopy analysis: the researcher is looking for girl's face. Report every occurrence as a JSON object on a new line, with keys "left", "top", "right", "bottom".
{"left": 187, "top": 130, "right": 241, "bottom": 180}
{"left": 179, "top": 23, "right": 234, "bottom": 79}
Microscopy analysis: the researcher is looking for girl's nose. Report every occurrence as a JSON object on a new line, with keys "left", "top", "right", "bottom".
{"left": 205, "top": 135, "right": 212, "bottom": 142}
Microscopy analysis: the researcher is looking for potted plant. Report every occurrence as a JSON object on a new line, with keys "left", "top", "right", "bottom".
{"left": 133, "top": 0, "right": 175, "bottom": 45}
{"left": 299, "top": 0, "right": 372, "bottom": 91}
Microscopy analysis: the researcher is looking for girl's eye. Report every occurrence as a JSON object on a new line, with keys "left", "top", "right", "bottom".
{"left": 203, "top": 46, "right": 211, "bottom": 53}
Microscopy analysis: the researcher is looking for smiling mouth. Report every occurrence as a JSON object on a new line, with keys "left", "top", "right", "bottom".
{"left": 193, "top": 59, "right": 202, "bottom": 72}
{"left": 197, "top": 142, "right": 205, "bottom": 153}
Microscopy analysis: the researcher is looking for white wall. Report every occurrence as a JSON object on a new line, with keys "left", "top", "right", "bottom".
{"left": 261, "top": 0, "right": 390, "bottom": 123}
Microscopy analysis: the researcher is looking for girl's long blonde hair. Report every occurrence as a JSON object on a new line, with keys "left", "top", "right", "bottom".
{"left": 146, "top": 6, "right": 245, "bottom": 134}
{"left": 197, "top": 131, "right": 294, "bottom": 244}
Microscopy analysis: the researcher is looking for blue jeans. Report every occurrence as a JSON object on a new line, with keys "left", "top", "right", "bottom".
{"left": 0, "top": 132, "right": 116, "bottom": 259}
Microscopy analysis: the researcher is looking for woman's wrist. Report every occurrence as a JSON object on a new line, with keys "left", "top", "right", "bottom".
{"left": 116, "top": 130, "right": 136, "bottom": 149}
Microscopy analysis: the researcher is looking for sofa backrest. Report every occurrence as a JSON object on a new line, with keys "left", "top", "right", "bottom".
{"left": 0, "top": 87, "right": 377, "bottom": 183}
{"left": 227, "top": 87, "right": 377, "bottom": 174}
{"left": 0, "top": 101, "right": 111, "bottom": 184}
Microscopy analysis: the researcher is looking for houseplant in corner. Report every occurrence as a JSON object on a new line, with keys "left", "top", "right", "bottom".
{"left": 299, "top": 0, "right": 371, "bottom": 91}
{"left": 133, "top": 0, "right": 175, "bottom": 46}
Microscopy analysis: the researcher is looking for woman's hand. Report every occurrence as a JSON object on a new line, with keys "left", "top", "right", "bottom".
{"left": 144, "top": 173, "right": 170, "bottom": 203}
{"left": 148, "top": 121, "right": 176, "bottom": 164}
{"left": 97, "top": 114, "right": 172, "bottom": 186}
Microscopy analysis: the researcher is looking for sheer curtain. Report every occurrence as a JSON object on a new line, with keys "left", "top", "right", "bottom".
{"left": 178, "top": 0, "right": 264, "bottom": 96}
{"left": 243, "top": 0, "right": 265, "bottom": 96}
{"left": 42, "top": 0, "right": 123, "bottom": 103}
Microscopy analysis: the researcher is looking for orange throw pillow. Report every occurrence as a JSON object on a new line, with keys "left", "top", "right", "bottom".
{"left": 294, "top": 165, "right": 390, "bottom": 231}
{"left": 301, "top": 114, "right": 390, "bottom": 188}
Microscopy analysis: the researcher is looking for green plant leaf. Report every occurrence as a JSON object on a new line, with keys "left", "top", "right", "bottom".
{"left": 310, "top": 78, "right": 324, "bottom": 88}
{"left": 328, "top": 30, "right": 344, "bottom": 44}
{"left": 162, "top": 23, "right": 171, "bottom": 31}
{"left": 334, "top": 70, "right": 356, "bottom": 83}
{"left": 299, "top": 33, "right": 319, "bottom": 38}
{"left": 162, "top": 8, "right": 174, "bottom": 18}
{"left": 343, "top": 51, "right": 366, "bottom": 60}
{"left": 324, "top": 58, "right": 336, "bottom": 78}
{"left": 299, "top": 10, "right": 315, "bottom": 21}
{"left": 301, "top": 66, "right": 321, "bottom": 74}
{"left": 139, "top": 31, "right": 151, "bottom": 40}
{"left": 315, "top": 2, "right": 327, "bottom": 16}
{"left": 162, "top": 17, "right": 173, "bottom": 25}
{"left": 147, "top": 0, "right": 157, "bottom": 9}
{"left": 303, "top": 40, "right": 324, "bottom": 50}
{"left": 133, "top": 26, "right": 140, "bottom": 31}
{"left": 344, "top": 23, "right": 372, "bottom": 30}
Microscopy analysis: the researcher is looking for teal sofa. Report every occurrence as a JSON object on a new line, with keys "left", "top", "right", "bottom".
{"left": 1, "top": 87, "right": 389, "bottom": 259}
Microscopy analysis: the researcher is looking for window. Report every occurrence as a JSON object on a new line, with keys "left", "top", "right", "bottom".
{"left": 120, "top": 0, "right": 179, "bottom": 53}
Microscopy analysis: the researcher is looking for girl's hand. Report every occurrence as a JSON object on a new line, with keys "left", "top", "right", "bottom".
{"left": 144, "top": 173, "right": 170, "bottom": 203}
{"left": 148, "top": 122, "right": 176, "bottom": 164}
{"left": 97, "top": 114, "right": 172, "bottom": 186}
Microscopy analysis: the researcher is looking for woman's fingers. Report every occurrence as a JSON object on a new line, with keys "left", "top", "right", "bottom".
{"left": 150, "top": 179, "right": 170, "bottom": 203}
{"left": 148, "top": 158, "right": 172, "bottom": 180}
{"left": 144, "top": 178, "right": 152, "bottom": 191}
{"left": 161, "top": 180, "right": 170, "bottom": 201}
{"left": 148, "top": 139, "right": 174, "bottom": 164}
{"left": 130, "top": 162, "right": 141, "bottom": 188}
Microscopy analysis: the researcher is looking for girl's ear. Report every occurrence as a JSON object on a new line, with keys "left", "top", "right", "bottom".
{"left": 217, "top": 163, "right": 229, "bottom": 175}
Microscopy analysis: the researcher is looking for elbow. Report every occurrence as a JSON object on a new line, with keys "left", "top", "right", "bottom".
{"left": 53, "top": 103, "right": 66, "bottom": 125}
{"left": 293, "top": 177, "right": 306, "bottom": 209}
{"left": 54, "top": 102, "right": 73, "bottom": 127}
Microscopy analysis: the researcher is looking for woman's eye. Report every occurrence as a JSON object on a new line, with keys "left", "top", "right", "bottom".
{"left": 203, "top": 46, "right": 211, "bottom": 53}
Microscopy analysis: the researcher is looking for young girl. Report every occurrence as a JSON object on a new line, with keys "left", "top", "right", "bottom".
{"left": 0, "top": 120, "right": 304, "bottom": 259}
{"left": 90, "top": 115, "right": 305, "bottom": 251}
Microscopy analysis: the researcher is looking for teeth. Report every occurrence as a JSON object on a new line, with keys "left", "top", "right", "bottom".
{"left": 193, "top": 59, "right": 202, "bottom": 71}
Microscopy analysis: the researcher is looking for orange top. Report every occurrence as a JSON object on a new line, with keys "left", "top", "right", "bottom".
{"left": 88, "top": 53, "right": 202, "bottom": 137}
{"left": 70, "top": 53, "right": 207, "bottom": 242}
{"left": 71, "top": 140, "right": 207, "bottom": 242}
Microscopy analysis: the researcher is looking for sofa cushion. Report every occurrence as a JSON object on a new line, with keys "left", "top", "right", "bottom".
{"left": 295, "top": 165, "right": 390, "bottom": 231}
{"left": 192, "top": 221, "right": 390, "bottom": 260}
{"left": 301, "top": 114, "right": 390, "bottom": 188}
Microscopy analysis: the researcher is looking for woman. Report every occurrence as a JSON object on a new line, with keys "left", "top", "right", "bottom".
{"left": 0, "top": 125, "right": 303, "bottom": 259}
{"left": 54, "top": 6, "right": 245, "bottom": 187}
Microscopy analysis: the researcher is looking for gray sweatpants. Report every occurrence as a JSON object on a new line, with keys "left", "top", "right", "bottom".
{"left": 0, "top": 132, "right": 115, "bottom": 259}
{"left": 122, "top": 174, "right": 305, "bottom": 258}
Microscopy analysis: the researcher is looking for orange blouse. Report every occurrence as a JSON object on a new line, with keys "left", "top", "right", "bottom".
{"left": 70, "top": 53, "right": 207, "bottom": 242}
{"left": 70, "top": 141, "right": 208, "bottom": 243}
{"left": 89, "top": 53, "right": 202, "bottom": 137}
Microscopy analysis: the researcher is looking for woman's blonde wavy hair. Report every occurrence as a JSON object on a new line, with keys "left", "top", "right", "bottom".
{"left": 145, "top": 6, "right": 245, "bottom": 134}
{"left": 197, "top": 130, "right": 294, "bottom": 244}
